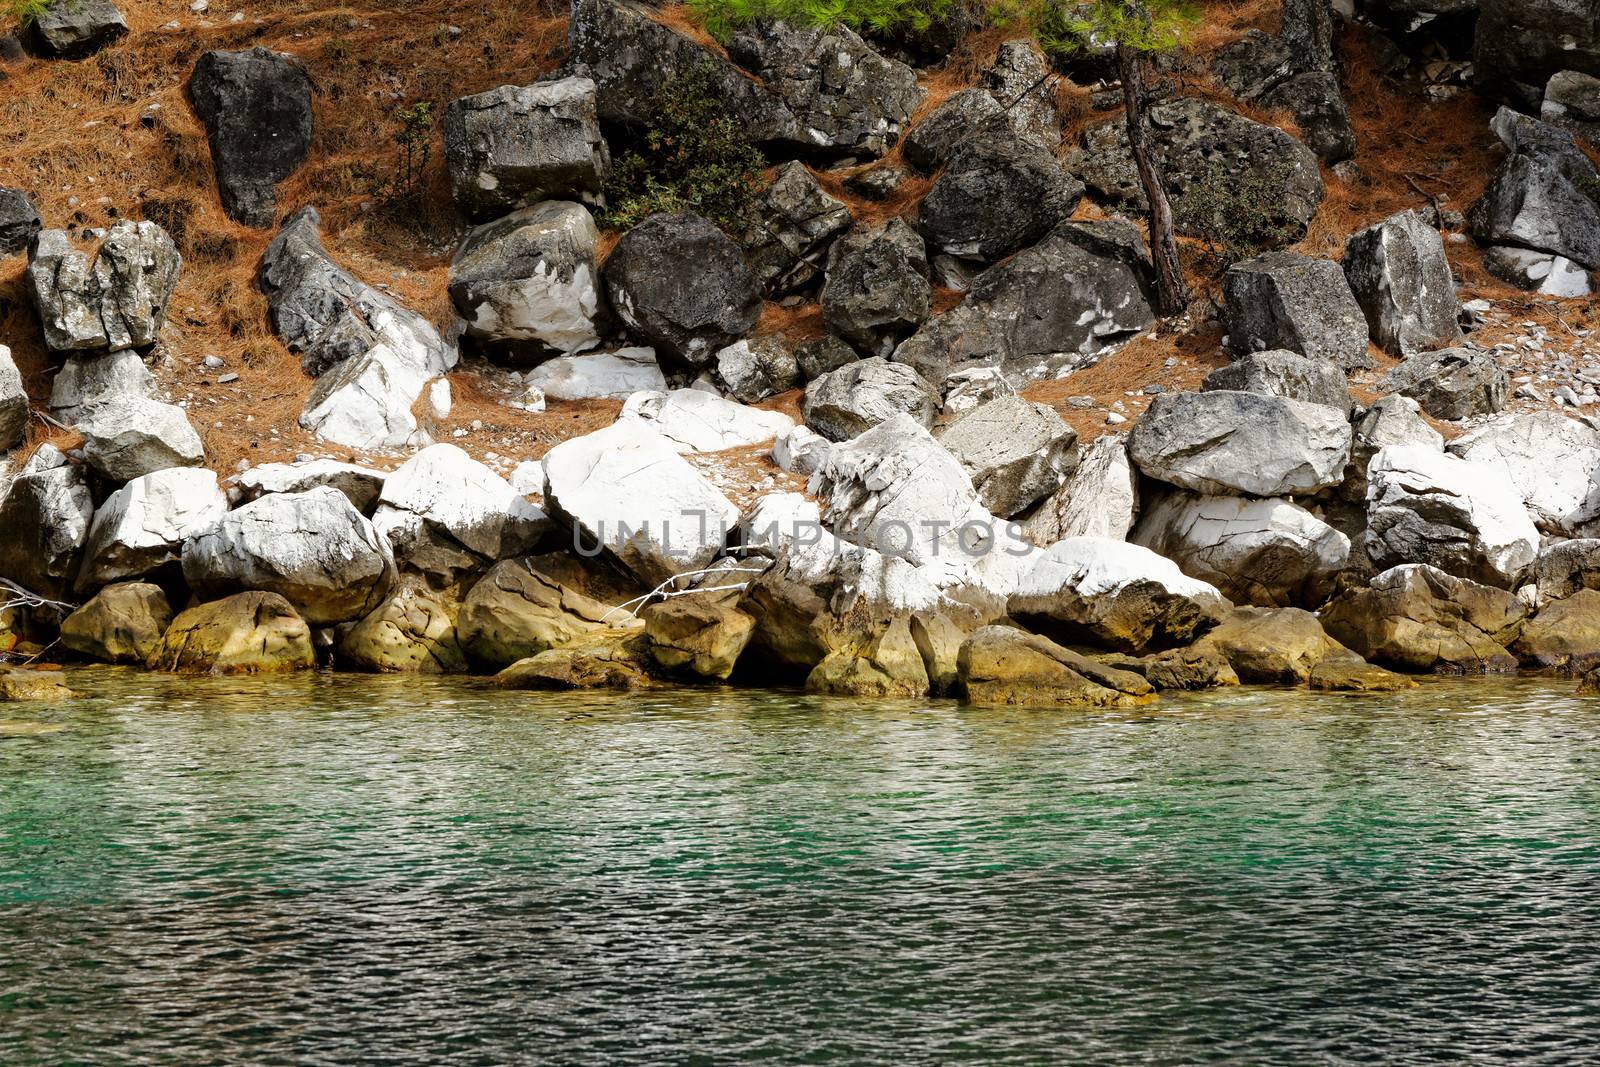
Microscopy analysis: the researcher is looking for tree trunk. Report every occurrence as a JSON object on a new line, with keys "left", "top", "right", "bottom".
{"left": 1117, "top": 43, "right": 1189, "bottom": 316}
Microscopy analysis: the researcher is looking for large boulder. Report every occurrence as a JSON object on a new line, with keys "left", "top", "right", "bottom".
{"left": 1222, "top": 252, "right": 1370, "bottom": 369}
{"left": 188, "top": 47, "right": 314, "bottom": 228}
{"left": 1201, "top": 349, "right": 1352, "bottom": 412}
{"left": 1008, "top": 537, "right": 1231, "bottom": 653}
{"left": 183, "top": 486, "right": 396, "bottom": 625}
{"left": 1321, "top": 564, "right": 1525, "bottom": 673}
{"left": 820, "top": 218, "right": 931, "bottom": 358}
{"left": 228, "top": 458, "right": 386, "bottom": 514}
{"left": 1512, "top": 589, "right": 1600, "bottom": 673}
{"left": 1474, "top": 0, "right": 1600, "bottom": 110}
{"left": 1020, "top": 435, "right": 1139, "bottom": 545}
{"left": 338, "top": 577, "right": 468, "bottom": 674}
{"left": 1344, "top": 395, "right": 1443, "bottom": 502}
{"left": 147, "top": 591, "right": 315, "bottom": 675}
{"left": 801, "top": 357, "right": 937, "bottom": 441}
{"left": 59, "top": 582, "right": 172, "bottom": 665}
{"left": 0, "top": 345, "right": 25, "bottom": 454}
{"left": 374, "top": 444, "right": 547, "bottom": 562}
{"left": 28, "top": 0, "right": 126, "bottom": 58}
{"left": 892, "top": 219, "right": 1156, "bottom": 389}
{"left": 443, "top": 78, "right": 608, "bottom": 222}
{"left": 902, "top": 89, "right": 1007, "bottom": 173}
{"left": 917, "top": 128, "right": 1083, "bottom": 263}
{"left": 936, "top": 396, "right": 1078, "bottom": 519}
{"left": 1379, "top": 347, "right": 1508, "bottom": 420}
{"left": 620, "top": 389, "right": 794, "bottom": 452}
{"left": 1343, "top": 210, "right": 1464, "bottom": 359}
{"left": 1447, "top": 411, "right": 1600, "bottom": 536}
{"left": 643, "top": 595, "right": 756, "bottom": 680}
{"left": 714, "top": 336, "right": 801, "bottom": 403}
{"left": 48, "top": 349, "right": 154, "bottom": 424}
{"left": 496, "top": 628, "right": 657, "bottom": 690}
{"left": 604, "top": 212, "right": 761, "bottom": 368}
{"left": 958, "top": 625, "right": 1156, "bottom": 708}
{"left": 983, "top": 40, "right": 1061, "bottom": 149}
{"left": 0, "top": 446, "right": 94, "bottom": 600}
{"left": 1128, "top": 390, "right": 1352, "bottom": 497}
{"left": 1542, "top": 69, "right": 1600, "bottom": 144}
{"left": 1365, "top": 445, "right": 1539, "bottom": 587}
{"left": 76, "top": 398, "right": 205, "bottom": 482}
{"left": 0, "top": 188, "right": 40, "bottom": 258}
{"left": 524, "top": 346, "right": 665, "bottom": 400}
{"left": 27, "top": 222, "right": 180, "bottom": 353}
{"left": 1191, "top": 606, "right": 1354, "bottom": 684}
{"left": 1530, "top": 538, "right": 1600, "bottom": 605}
{"left": 76, "top": 467, "right": 227, "bottom": 591}
{"left": 806, "top": 614, "right": 931, "bottom": 698}
{"left": 741, "top": 162, "right": 852, "bottom": 297}
{"left": 1469, "top": 109, "right": 1600, "bottom": 275}
{"left": 458, "top": 556, "right": 625, "bottom": 670}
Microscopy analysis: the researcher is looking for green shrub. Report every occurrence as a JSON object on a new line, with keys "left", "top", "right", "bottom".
{"left": 1183, "top": 162, "right": 1299, "bottom": 272}
{"left": 392, "top": 102, "right": 434, "bottom": 193}
{"left": 686, "top": 0, "right": 953, "bottom": 40}
{"left": 598, "top": 63, "right": 767, "bottom": 234}
{"left": 6, "top": 0, "right": 51, "bottom": 26}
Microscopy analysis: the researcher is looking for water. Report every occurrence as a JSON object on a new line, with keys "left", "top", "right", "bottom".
{"left": 3, "top": 669, "right": 1599, "bottom": 1065}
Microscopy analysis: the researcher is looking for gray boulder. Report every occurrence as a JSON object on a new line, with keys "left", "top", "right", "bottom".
{"left": 1211, "top": 28, "right": 1353, "bottom": 163}
{"left": 0, "top": 188, "right": 40, "bottom": 257}
{"left": 76, "top": 398, "right": 205, "bottom": 482}
{"left": 442, "top": 78, "right": 609, "bottom": 222}
{"left": 1482, "top": 246, "right": 1594, "bottom": 297}
{"left": 28, "top": 222, "right": 180, "bottom": 353}
{"left": 1128, "top": 390, "right": 1352, "bottom": 497}
{"left": 741, "top": 162, "right": 852, "bottom": 297}
{"left": 917, "top": 129, "right": 1083, "bottom": 263}
{"left": 28, "top": 0, "right": 126, "bottom": 58}
{"left": 1202, "top": 349, "right": 1352, "bottom": 412}
{"left": 1543, "top": 69, "right": 1600, "bottom": 144}
{"left": 802, "top": 357, "right": 937, "bottom": 441}
{"left": 1343, "top": 210, "right": 1464, "bottom": 358}
{"left": 48, "top": 350, "right": 154, "bottom": 424}
{"left": 524, "top": 346, "right": 665, "bottom": 400}
{"left": 0, "top": 345, "right": 24, "bottom": 454}
{"left": 1222, "top": 252, "right": 1370, "bottom": 369}
{"left": 188, "top": 47, "right": 314, "bottom": 228}
{"left": 1344, "top": 394, "right": 1444, "bottom": 502}
{"left": 982, "top": 39, "right": 1061, "bottom": 150}
{"left": 604, "top": 212, "right": 761, "bottom": 368}
{"left": 795, "top": 335, "right": 858, "bottom": 382}
{"left": 1474, "top": 0, "right": 1600, "bottom": 111}
{"left": 1380, "top": 348, "right": 1508, "bottom": 420}
{"left": 820, "top": 218, "right": 930, "bottom": 358}
{"left": 76, "top": 467, "right": 227, "bottom": 592}
{"left": 1020, "top": 435, "right": 1139, "bottom": 546}
{"left": 1469, "top": 108, "right": 1600, "bottom": 273}
{"left": 1531, "top": 539, "right": 1600, "bottom": 605}
{"left": 375, "top": 444, "right": 547, "bottom": 563}
{"left": 902, "top": 89, "right": 1007, "bottom": 173}
{"left": 0, "top": 446, "right": 94, "bottom": 600}
{"left": 448, "top": 200, "right": 605, "bottom": 359}
{"left": 936, "top": 396, "right": 1078, "bottom": 519}
{"left": 229, "top": 458, "right": 386, "bottom": 514}
{"left": 714, "top": 336, "right": 801, "bottom": 403}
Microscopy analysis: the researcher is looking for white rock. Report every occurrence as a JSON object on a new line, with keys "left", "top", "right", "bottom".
{"left": 376, "top": 443, "right": 547, "bottom": 560}
{"left": 76, "top": 397, "right": 205, "bottom": 481}
{"left": 0, "top": 344, "right": 25, "bottom": 453}
{"left": 227, "top": 459, "right": 387, "bottom": 513}
{"left": 741, "top": 491, "right": 823, "bottom": 552}
{"left": 523, "top": 347, "right": 665, "bottom": 400}
{"left": 76, "top": 467, "right": 227, "bottom": 591}
{"left": 619, "top": 388, "right": 794, "bottom": 452}
{"left": 772, "top": 423, "right": 832, "bottom": 476}
{"left": 300, "top": 337, "right": 452, "bottom": 450}
{"left": 508, "top": 459, "right": 543, "bottom": 497}
{"left": 1021, "top": 435, "right": 1139, "bottom": 545}
{"left": 1447, "top": 410, "right": 1600, "bottom": 536}
{"left": 48, "top": 349, "right": 156, "bottom": 424}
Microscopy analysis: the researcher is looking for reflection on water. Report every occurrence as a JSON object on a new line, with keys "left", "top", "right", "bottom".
{"left": 3, "top": 670, "right": 1600, "bottom": 1063}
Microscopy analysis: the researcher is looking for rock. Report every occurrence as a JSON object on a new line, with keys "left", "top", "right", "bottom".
{"left": 1020, "top": 435, "right": 1139, "bottom": 546}
{"left": 338, "top": 577, "right": 467, "bottom": 673}
{"left": 1103, "top": 646, "right": 1240, "bottom": 691}
{"left": 28, "top": 0, "right": 126, "bottom": 58}
{"left": 1344, "top": 394, "right": 1443, "bottom": 502}
{"left": 27, "top": 222, "right": 181, "bottom": 353}
{"left": 936, "top": 396, "right": 1078, "bottom": 519}
{"left": 1481, "top": 245, "right": 1594, "bottom": 296}
{"left": 802, "top": 357, "right": 937, "bottom": 441}
{"left": 1447, "top": 412, "right": 1600, "bottom": 536}
{"left": 1307, "top": 653, "right": 1418, "bottom": 692}
{"left": 902, "top": 88, "right": 1006, "bottom": 173}
{"left": 1008, "top": 537, "right": 1231, "bottom": 653}
{"left": 442, "top": 78, "right": 608, "bottom": 222}
{"left": 1512, "top": 588, "right": 1600, "bottom": 672}
{"left": 448, "top": 201, "right": 605, "bottom": 359}
{"left": 741, "top": 162, "right": 852, "bottom": 297}
{"left": 1321, "top": 564, "right": 1525, "bottom": 673}
{"left": 1474, "top": 0, "right": 1600, "bottom": 111}
{"left": 795, "top": 335, "right": 857, "bottom": 382}
{"left": 620, "top": 389, "right": 794, "bottom": 453}
{"left": 1201, "top": 349, "right": 1352, "bottom": 411}
{"left": 48, "top": 349, "right": 154, "bottom": 424}
{"left": 892, "top": 219, "right": 1156, "bottom": 389}
{"left": 542, "top": 419, "right": 740, "bottom": 586}
{"left": 1189, "top": 606, "right": 1350, "bottom": 683}
{"left": 0, "top": 446, "right": 94, "bottom": 600}
{"left": 260, "top": 208, "right": 455, "bottom": 448}
{"left": 1222, "top": 252, "right": 1370, "bottom": 369}
{"left": 0, "top": 667, "right": 77, "bottom": 702}
{"left": 183, "top": 487, "right": 395, "bottom": 625}
{"left": 643, "top": 596, "right": 755, "bottom": 680}
{"left": 1127, "top": 390, "right": 1352, "bottom": 497}
{"left": 982, "top": 39, "right": 1060, "bottom": 149}
{"left": 524, "top": 346, "right": 665, "bottom": 400}
{"left": 1365, "top": 445, "right": 1539, "bottom": 587}
{"left": 958, "top": 624, "right": 1157, "bottom": 708}
{"left": 495, "top": 628, "right": 656, "bottom": 690}
{"left": 1343, "top": 210, "right": 1464, "bottom": 358}
{"left": 1469, "top": 108, "right": 1600, "bottom": 273}
{"left": 1068, "top": 98, "right": 1324, "bottom": 240}
{"left": 0, "top": 187, "right": 40, "bottom": 257}
{"left": 820, "top": 218, "right": 930, "bottom": 358}
{"left": 76, "top": 467, "right": 226, "bottom": 591}
{"left": 917, "top": 128, "right": 1083, "bottom": 263}
{"left": 604, "top": 212, "right": 760, "bottom": 368}
{"left": 1261, "top": 70, "right": 1355, "bottom": 164}
{"left": 1542, "top": 69, "right": 1600, "bottom": 144}
{"left": 1380, "top": 347, "right": 1508, "bottom": 420}
{"left": 0, "top": 345, "right": 24, "bottom": 453}
{"left": 458, "top": 556, "right": 625, "bottom": 669}
{"left": 806, "top": 614, "right": 931, "bottom": 697}
{"left": 148, "top": 591, "right": 315, "bottom": 675}
{"left": 771, "top": 423, "right": 832, "bottom": 476}
{"left": 714, "top": 336, "right": 801, "bottom": 403}
{"left": 376, "top": 444, "right": 547, "bottom": 562}
{"left": 59, "top": 582, "right": 172, "bottom": 665}
{"left": 1531, "top": 539, "right": 1600, "bottom": 605}
{"left": 844, "top": 165, "right": 908, "bottom": 200}
{"left": 76, "top": 398, "right": 205, "bottom": 481}
{"left": 188, "top": 47, "right": 314, "bottom": 228}
{"left": 1132, "top": 491, "right": 1350, "bottom": 608}
{"left": 228, "top": 459, "right": 386, "bottom": 514}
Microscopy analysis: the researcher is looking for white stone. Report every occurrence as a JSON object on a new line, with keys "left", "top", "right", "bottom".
{"left": 299, "top": 318, "right": 455, "bottom": 450}
{"left": 619, "top": 388, "right": 795, "bottom": 453}
{"left": 227, "top": 459, "right": 387, "bottom": 513}
{"left": 772, "top": 424, "right": 832, "bottom": 476}
{"left": 523, "top": 347, "right": 666, "bottom": 400}
{"left": 48, "top": 349, "right": 156, "bottom": 424}
{"left": 376, "top": 443, "right": 547, "bottom": 560}
{"left": 1447, "top": 410, "right": 1600, "bottom": 536}
{"left": 0, "top": 344, "right": 25, "bottom": 453}
{"left": 76, "top": 467, "right": 227, "bottom": 591}
{"left": 1021, "top": 435, "right": 1138, "bottom": 545}
{"left": 76, "top": 397, "right": 205, "bottom": 481}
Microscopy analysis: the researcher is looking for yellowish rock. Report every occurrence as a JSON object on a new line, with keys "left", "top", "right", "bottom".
{"left": 59, "top": 582, "right": 173, "bottom": 665}
{"left": 339, "top": 579, "right": 467, "bottom": 673}
{"left": 806, "top": 615, "right": 930, "bottom": 698}
{"left": 496, "top": 628, "right": 656, "bottom": 690}
{"left": 146, "top": 591, "right": 314, "bottom": 675}
{"left": 958, "top": 624, "right": 1157, "bottom": 708}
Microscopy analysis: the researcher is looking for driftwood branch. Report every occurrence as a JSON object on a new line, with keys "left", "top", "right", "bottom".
{"left": 0, "top": 578, "right": 76, "bottom": 616}
{"left": 601, "top": 566, "right": 769, "bottom": 625}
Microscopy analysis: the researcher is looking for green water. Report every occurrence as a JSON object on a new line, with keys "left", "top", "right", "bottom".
{"left": 3, "top": 669, "right": 1599, "bottom": 1064}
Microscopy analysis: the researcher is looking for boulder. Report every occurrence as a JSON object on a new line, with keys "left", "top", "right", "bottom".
{"left": 1192, "top": 606, "right": 1349, "bottom": 684}
{"left": 771, "top": 423, "right": 832, "bottom": 476}
{"left": 28, "top": 0, "right": 126, "bottom": 58}
{"left": 147, "top": 591, "right": 315, "bottom": 675}
{"left": 1530, "top": 538, "right": 1600, "bottom": 605}
{"left": 442, "top": 78, "right": 609, "bottom": 222}
{"left": 1008, "top": 537, "right": 1231, "bottom": 653}
{"left": 806, "top": 614, "right": 930, "bottom": 698}
{"left": 1481, "top": 245, "right": 1594, "bottom": 297}
{"left": 1222, "top": 252, "right": 1370, "bottom": 369}
{"left": 620, "top": 389, "right": 794, "bottom": 453}
{"left": 902, "top": 89, "right": 1007, "bottom": 173}
{"left": 76, "top": 467, "right": 227, "bottom": 591}
{"left": 1210, "top": 3, "right": 1351, "bottom": 163}
{"left": 917, "top": 129, "right": 1083, "bottom": 263}
{"left": 1447, "top": 411, "right": 1600, "bottom": 536}
{"left": 1101, "top": 646, "right": 1240, "bottom": 691}
{"left": 76, "top": 398, "right": 205, "bottom": 481}
{"left": 1343, "top": 210, "right": 1464, "bottom": 358}
{"left": 714, "top": 336, "right": 801, "bottom": 403}
{"left": 448, "top": 201, "right": 605, "bottom": 359}
{"left": 1132, "top": 491, "right": 1350, "bottom": 608}
{"left": 724, "top": 20, "right": 922, "bottom": 158}
{"left": 458, "top": 556, "right": 625, "bottom": 669}
{"left": 0, "top": 345, "right": 25, "bottom": 453}
{"left": 1307, "top": 654, "right": 1418, "bottom": 692}
{"left": 1474, "top": 0, "right": 1600, "bottom": 111}
{"left": 958, "top": 624, "right": 1157, "bottom": 708}
{"left": 1365, "top": 445, "right": 1539, "bottom": 587}
{"left": 27, "top": 222, "right": 180, "bottom": 353}
{"left": 1344, "top": 394, "right": 1443, "bottom": 502}
{"left": 742, "top": 491, "right": 823, "bottom": 552}
{"left": 1512, "top": 589, "right": 1600, "bottom": 672}
{"left": 0, "top": 187, "right": 40, "bottom": 257}
{"left": 228, "top": 459, "right": 386, "bottom": 514}
{"left": 604, "top": 212, "right": 761, "bottom": 367}
{"left": 524, "top": 346, "right": 665, "bottom": 400}
{"left": 0, "top": 446, "right": 94, "bottom": 600}
{"left": 495, "top": 628, "right": 656, "bottom": 690}
{"left": 820, "top": 218, "right": 931, "bottom": 358}
{"left": 376, "top": 444, "right": 547, "bottom": 562}
{"left": 802, "top": 357, "right": 937, "bottom": 442}
{"left": 936, "top": 396, "right": 1078, "bottom": 519}
{"left": 338, "top": 578, "right": 468, "bottom": 674}
{"left": 741, "top": 162, "right": 852, "bottom": 297}
{"left": 1380, "top": 347, "right": 1508, "bottom": 420}
{"left": 1469, "top": 109, "right": 1600, "bottom": 273}
{"left": 1127, "top": 390, "right": 1352, "bottom": 497}
{"left": 48, "top": 349, "right": 154, "bottom": 424}
{"left": 1019, "top": 435, "right": 1139, "bottom": 546}
{"left": 795, "top": 335, "right": 858, "bottom": 382}
{"left": 542, "top": 419, "right": 740, "bottom": 586}
{"left": 0, "top": 667, "right": 78, "bottom": 702}
{"left": 184, "top": 487, "right": 395, "bottom": 625}
{"left": 1321, "top": 564, "right": 1525, "bottom": 673}
{"left": 982, "top": 39, "right": 1060, "bottom": 150}
{"left": 643, "top": 595, "right": 756, "bottom": 680}
{"left": 59, "top": 582, "right": 172, "bottom": 665}
{"left": 892, "top": 220, "right": 1156, "bottom": 389}
{"left": 1201, "top": 349, "right": 1352, "bottom": 412}
{"left": 188, "top": 47, "right": 314, "bottom": 228}
{"left": 1542, "top": 69, "right": 1600, "bottom": 144}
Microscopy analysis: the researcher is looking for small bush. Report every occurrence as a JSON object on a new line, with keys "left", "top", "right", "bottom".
{"left": 392, "top": 101, "right": 434, "bottom": 194}
{"left": 1184, "top": 162, "right": 1298, "bottom": 272}
{"left": 598, "top": 63, "right": 766, "bottom": 234}
{"left": 6, "top": 0, "right": 49, "bottom": 25}
{"left": 686, "top": 0, "right": 952, "bottom": 40}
